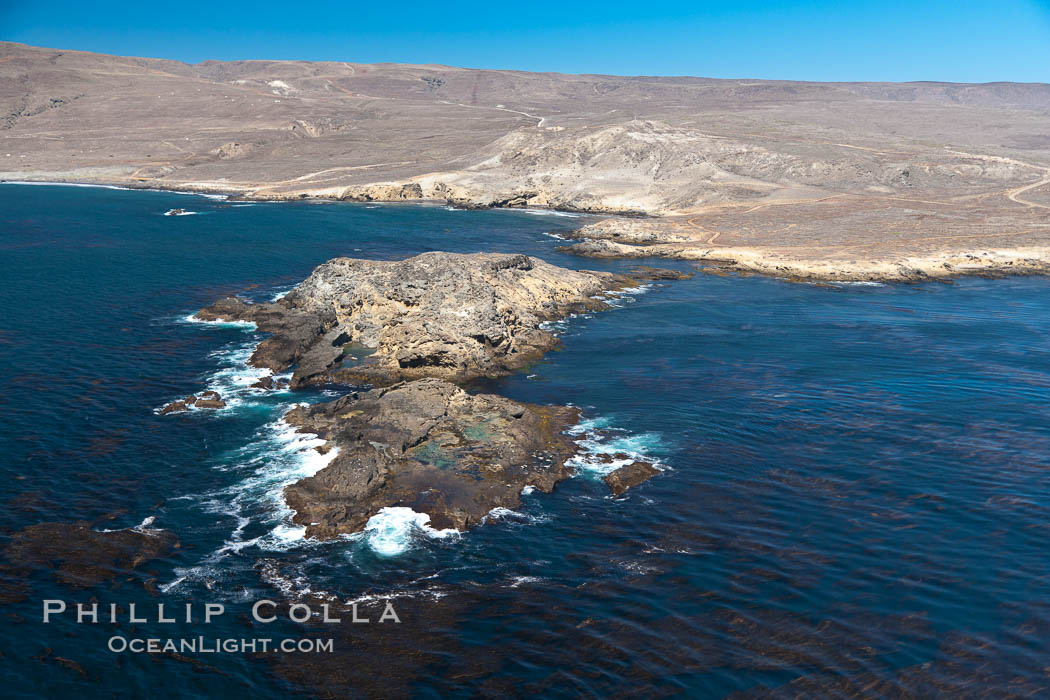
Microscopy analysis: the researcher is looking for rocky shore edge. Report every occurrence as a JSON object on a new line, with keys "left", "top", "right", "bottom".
{"left": 1, "top": 176, "right": 648, "bottom": 217}
{"left": 558, "top": 220, "right": 1050, "bottom": 283}
{"left": 11, "top": 177, "right": 1050, "bottom": 283}
{"left": 181, "top": 252, "right": 690, "bottom": 541}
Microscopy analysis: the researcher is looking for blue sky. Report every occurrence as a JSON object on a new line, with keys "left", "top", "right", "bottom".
{"left": 2, "top": 0, "right": 1049, "bottom": 82}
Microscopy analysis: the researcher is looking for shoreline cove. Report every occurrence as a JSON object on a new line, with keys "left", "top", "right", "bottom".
{"left": 6, "top": 180, "right": 1049, "bottom": 283}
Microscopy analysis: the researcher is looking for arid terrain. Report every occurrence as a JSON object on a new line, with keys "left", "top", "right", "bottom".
{"left": 3, "top": 41, "right": 1049, "bottom": 279}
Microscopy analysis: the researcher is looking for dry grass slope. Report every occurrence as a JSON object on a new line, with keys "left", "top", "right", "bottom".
{"left": 3, "top": 42, "right": 1049, "bottom": 279}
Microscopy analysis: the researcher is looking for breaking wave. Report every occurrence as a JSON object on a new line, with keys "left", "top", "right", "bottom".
{"left": 179, "top": 313, "right": 258, "bottom": 330}
{"left": 565, "top": 415, "right": 668, "bottom": 478}
{"left": 362, "top": 507, "right": 460, "bottom": 557}
{"left": 159, "top": 418, "right": 339, "bottom": 593}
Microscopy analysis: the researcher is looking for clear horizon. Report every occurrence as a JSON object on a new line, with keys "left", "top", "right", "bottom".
{"left": 2, "top": 0, "right": 1050, "bottom": 83}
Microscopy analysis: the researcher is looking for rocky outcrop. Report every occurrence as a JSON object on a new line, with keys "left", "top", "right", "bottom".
{"left": 340, "top": 183, "right": 423, "bottom": 202}
{"left": 191, "top": 252, "right": 680, "bottom": 539}
{"left": 196, "top": 296, "right": 338, "bottom": 378}
{"left": 604, "top": 461, "right": 661, "bottom": 497}
{"left": 562, "top": 235, "right": 1050, "bottom": 283}
{"left": 160, "top": 390, "right": 227, "bottom": 413}
{"left": 196, "top": 252, "right": 672, "bottom": 387}
{"left": 215, "top": 141, "right": 253, "bottom": 159}
{"left": 251, "top": 375, "right": 289, "bottom": 390}
{"left": 283, "top": 378, "right": 580, "bottom": 539}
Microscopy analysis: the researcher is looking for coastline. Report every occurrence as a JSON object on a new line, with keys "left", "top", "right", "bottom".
{"left": 7, "top": 177, "right": 1050, "bottom": 284}
{"left": 560, "top": 237, "right": 1050, "bottom": 283}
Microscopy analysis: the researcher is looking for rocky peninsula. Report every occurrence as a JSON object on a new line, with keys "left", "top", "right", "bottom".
{"left": 559, "top": 217, "right": 1050, "bottom": 283}
{"left": 197, "top": 252, "right": 676, "bottom": 387}
{"left": 192, "top": 252, "right": 684, "bottom": 540}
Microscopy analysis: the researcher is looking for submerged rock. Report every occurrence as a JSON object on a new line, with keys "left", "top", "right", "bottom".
{"left": 282, "top": 378, "right": 581, "bottom": 539}
{"left": 4, "top": 521, "right": 178, "bottom": 588}
{"left": 197, "top": 252, "right": 675, "bottom": 387}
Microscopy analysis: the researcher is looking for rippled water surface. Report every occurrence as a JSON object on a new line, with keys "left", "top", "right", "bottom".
{"left": 3, "top": 183, "right": 1050, "bottom": 697}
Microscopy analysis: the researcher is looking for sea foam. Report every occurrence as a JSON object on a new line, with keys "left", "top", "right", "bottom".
{"left": 566, "top": 416, "right": 667, "bottom": 477}
{"left": 363, "top": 507, "right": 459, "bottom": 557}
{"left": 180, "top": 313, "right": 258, "bottom": 330}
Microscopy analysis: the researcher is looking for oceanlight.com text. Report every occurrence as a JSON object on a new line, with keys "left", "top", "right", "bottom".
{"left": 107, "top": 636, "right": 334, "bottom": 654}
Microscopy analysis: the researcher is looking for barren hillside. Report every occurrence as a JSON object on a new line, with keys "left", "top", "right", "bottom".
{"left": 3, "top": 41, "right": 1050, "bottom": 279}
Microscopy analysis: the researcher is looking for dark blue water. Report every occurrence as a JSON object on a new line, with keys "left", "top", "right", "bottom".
{"left": 3, "top": 183, "right": 1050, "bottom": 697}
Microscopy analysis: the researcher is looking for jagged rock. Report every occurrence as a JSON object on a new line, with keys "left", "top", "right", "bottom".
{"left": 4, "top": 521, "right": 178, "bottom": 588}
{"left": 627, "top": 266, "right": 693, "bottom": 281}
{"left": 196, "top": 296, "right": 337, "bottom": 374}
{"left": 161, "top": 391, "right": 226, "bottom": 412}
{"left": 161, "top": 400, "right": 190, "bottom": 414}
{"left": 282, "top": 378, "right": 581, "bottom": 539}
{"left": 251, "top": 375, "right": 289, "bottom": 390}
{"left": 603, "top": 461, "right": 661, "bottom": 497}
{"left": 558, "top": 238, "right": 642, "bottom": 258}
{"left": 197, "top": 252, "right": 668, "bottom": 387}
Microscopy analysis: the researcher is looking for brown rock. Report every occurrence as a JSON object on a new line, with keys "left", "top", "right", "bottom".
{"left": 341, "top": 182, "right": 423, "bottom": 202}
{"left": 197, "top": 252, "right": 636, "bottom": 388}
{"left": 194, "top": 398, "right": 226, "bottom": 409}
{"left": 282, "top": 378, "right": 581, "bottom": 539}
{"left": 603, "top": 461, "right": 661, "bottom": 497}
{"left": 161, "top": 400, "right": 189, "bottom": 414}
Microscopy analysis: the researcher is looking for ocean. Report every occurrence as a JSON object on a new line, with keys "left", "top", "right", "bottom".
{"left": 3, "top": 183, "right": 1050, "bottom": 697}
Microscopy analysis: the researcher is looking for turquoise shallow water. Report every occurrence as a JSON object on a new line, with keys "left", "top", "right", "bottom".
{"left": 3, "top": 183, "right": 1050, "bottom": 697}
